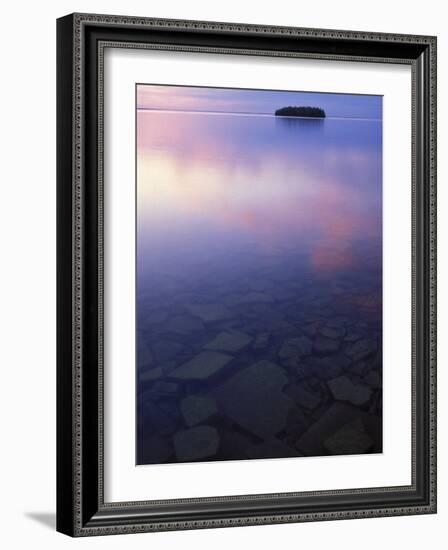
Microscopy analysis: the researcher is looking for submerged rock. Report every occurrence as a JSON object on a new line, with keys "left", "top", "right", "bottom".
{"left": 253, "top": 333, "right": 270, "bottom": 350}
{"left": 284, "top": 406, "right": 310, "bottom": 440}
{"left": 301, "top": 322, "right": 321, "bottom": 337}
{"left": 323, "top": 419, "right": 373, "bottom": 454}
{"left": 245, "top": 438, "right": 298, "bottom": 459}
{"left": 313, "top": 336, "right": 341, "bottom": 355}
{"left": 152, "top": 340, "right": 185, "bottom": 362}
{"left": 363, "top": 370, "right": 382, "bottom": 388}
{"left": 174, "top": 426, "right": 220, "bottom": 461}
{"left": 278, "top": 336, "right": 312, "bottom": 359}
{"left": 186, "top": 303, "right": 233, "bottom": 323}
{"left": 327, "top": 376, "right": 372, "bottom": 406}
{"left": 345, "top": 339, "right": 377, "bottom": 362}
{"left": 295, "top": 402, "right": 365, "bottom": 455}
{"left": 203, "top": 330, "right": 252, "bottom": 353}
{"left": 180, "top": 395, "right": 218, "bottom": 426}
{"left": 140, "top": 366, "right": 164, "bottom": 383}
{"left": 282, "top": 358, "right": 308, "bottom": 378}
{"left": 326, "top": 317, "right": 348, "bottom": 329}
{"left": 344, "top": 331, "right": 363, "bottom": 343}
{"left": 137, "top": 343, "right": 155, "bottom": 368}
{"left": 147, "top": 380, "right": 181, "bottom": 398}
{"left": 137, "top": 434, "right": 173, "bottom": 464}
{"left": 213, "top": 360, "right": 294, "bottom": 438}
{"left": 270, "top": 320, "right": 297, "bottom": 335}
{"left": 170, "top": 351, "right": 233, "bottom": 380}
{"left": 142, "top": 398, "right": 180, "bottom": 435}
{"left": 319, "top": 325, "right": 346, "bottom": 340}
{"left": 286, "top": 384, "right": 321, "bottom": 410}
{"left": 218, "top": 429, "right": 255, "bottom": 460}
{"left": 347, "top": 361, "right": 368, "bottom": 376}
{"left": 303, "top": 355, "right": 348, "bottom": 380}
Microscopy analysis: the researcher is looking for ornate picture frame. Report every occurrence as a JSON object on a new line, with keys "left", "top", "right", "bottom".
{"left": 57, "top": 13, "right": 437, "bottom": 536}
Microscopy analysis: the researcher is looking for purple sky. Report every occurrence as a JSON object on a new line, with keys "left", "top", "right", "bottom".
{"left": 137, "top": 84, "right": 382, "bottom": 120}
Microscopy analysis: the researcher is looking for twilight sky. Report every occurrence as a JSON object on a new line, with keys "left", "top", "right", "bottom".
{"left": 137, "top": 84, "right": 382, "bottom": 120}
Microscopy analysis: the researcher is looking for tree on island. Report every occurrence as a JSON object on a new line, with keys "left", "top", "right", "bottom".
{"left": 275, "top": 106, "right": 326, "bottom": 118}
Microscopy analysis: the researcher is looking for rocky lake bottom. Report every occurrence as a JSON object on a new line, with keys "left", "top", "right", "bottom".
{"left": 136, "top": 249, "right": 382, "bottom": 465}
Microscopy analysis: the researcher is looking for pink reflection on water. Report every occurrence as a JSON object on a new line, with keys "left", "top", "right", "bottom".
{"left": 137, "top": 107, "right": 381, "bottom": 276}
{"left": 310, "top": 243, "right": 354, "bottom": 272}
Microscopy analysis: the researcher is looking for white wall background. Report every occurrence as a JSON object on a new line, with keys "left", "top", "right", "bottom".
{"left": 0, "top": 1, "right": 445, "bottom": 548}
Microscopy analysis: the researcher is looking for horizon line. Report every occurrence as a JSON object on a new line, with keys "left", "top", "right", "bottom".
{"left": 136, "top": 107, "right": 381, "bottom": 122}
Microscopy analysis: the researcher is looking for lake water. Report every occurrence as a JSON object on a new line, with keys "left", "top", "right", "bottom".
{"left": 136, "top": 109, "right": 382, "bottom": 465}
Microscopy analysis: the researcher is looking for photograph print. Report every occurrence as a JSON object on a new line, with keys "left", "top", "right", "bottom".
{"left": 136, "top": 84, "right": 383, "bottom": 466}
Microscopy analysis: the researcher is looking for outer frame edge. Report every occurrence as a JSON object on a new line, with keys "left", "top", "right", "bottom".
{"left": 56, "top": 13, "right": 77, "bottom": 538}
{"left": 72, "top": 11, "right": 435, "bottom": 44}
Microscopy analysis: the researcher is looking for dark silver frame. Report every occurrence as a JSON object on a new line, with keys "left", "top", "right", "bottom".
{"left": 57, "top": 13, "right": 437, "bottom": 537}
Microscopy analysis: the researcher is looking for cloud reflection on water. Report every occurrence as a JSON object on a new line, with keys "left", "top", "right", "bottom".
{"left": 137, "top": 110, "right": 381, "bottom": 278}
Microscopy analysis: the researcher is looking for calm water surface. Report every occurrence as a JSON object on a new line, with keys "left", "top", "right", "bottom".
{"left": 136, "top": 110, "right": 382, "bottom": 465}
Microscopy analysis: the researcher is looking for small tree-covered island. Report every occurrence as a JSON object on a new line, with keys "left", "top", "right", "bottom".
{"left": 275, "top": 106, "right": 326, "bottom": 118}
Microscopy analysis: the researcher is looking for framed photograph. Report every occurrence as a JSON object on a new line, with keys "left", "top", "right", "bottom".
{"left": 56, "top": 13, "right": 437, "bottom": 536}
